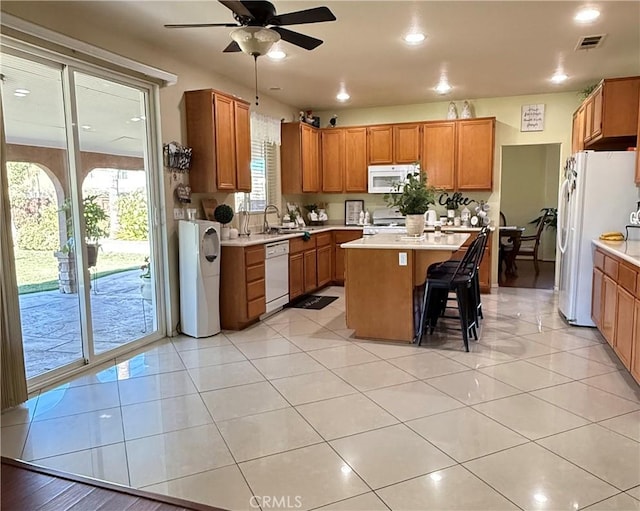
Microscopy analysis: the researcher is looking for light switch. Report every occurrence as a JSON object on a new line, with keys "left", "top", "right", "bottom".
{"left": 399, "top": 252, "right": 407, "bottom": 266}
{"left": 174, "top": 208, "right": 185, "bottom": 220}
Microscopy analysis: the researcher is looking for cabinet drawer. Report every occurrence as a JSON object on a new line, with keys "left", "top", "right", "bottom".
{"left": 603, "top": 255, "right": 619, "bottom": 280}
{"left": 245, "top": 246, "right": 264, "bottom": 266}
{"left": 316, "top": 232, "right": 332, "bottom": 247}
{"left": 594, "top": 249, "right": 605, "bottom": 270}
{"left": 247, "top": 296, "right": 265, "bottom": 319}
{"left": 290, "top": 236, "right": 316, "bottom": 254}
{"left": 247, "top": 278, "right": 265, "bottom": 301}
{"left": 335, "top": 231, "right": 362, "bottom": 244}
{"left": 618, "top": 262, "right": 637, "bottom": 296}
{"left": 246, "top": 263, "right": 265, "bottom": 283}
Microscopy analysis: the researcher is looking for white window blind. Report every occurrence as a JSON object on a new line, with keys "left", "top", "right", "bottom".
{"left": 236, "top": 113, "right": 280, "bottom": 213}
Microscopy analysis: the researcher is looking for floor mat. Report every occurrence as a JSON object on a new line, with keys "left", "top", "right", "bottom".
{"left": 290, "top": 295, "right": 338, "bottom": 310}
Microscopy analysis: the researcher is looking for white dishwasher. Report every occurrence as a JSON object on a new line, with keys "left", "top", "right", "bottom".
{"left": 264, "top": 240, "right": 290, "bottom": 315}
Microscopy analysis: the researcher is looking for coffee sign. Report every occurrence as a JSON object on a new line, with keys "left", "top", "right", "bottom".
{"left": 521, "top": 104, "right": 545, "bottom": 132}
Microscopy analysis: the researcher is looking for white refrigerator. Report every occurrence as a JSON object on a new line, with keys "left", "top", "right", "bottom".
{"left": 557, "top": 151, "right": 638, "bottom": 326}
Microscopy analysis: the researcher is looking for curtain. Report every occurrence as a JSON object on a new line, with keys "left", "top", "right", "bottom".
{"left": 250, "top": 112, "right": 281, "bottom": 146}
{"left": 0, "top": 84, "right": 29, "bottom": 410}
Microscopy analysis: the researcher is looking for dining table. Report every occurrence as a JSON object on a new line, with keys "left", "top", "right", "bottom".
{"left": 499, "top": 226, "right": 526, "bottom": 276}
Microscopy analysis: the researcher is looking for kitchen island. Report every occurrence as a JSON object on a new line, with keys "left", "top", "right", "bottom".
{"left": 342, "top": 232, "right": 470, "bottom": 343}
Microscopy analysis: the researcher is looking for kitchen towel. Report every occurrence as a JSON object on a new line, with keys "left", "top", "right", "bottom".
{"left": 290, "top": 296, "right": 338, "bottom": 310}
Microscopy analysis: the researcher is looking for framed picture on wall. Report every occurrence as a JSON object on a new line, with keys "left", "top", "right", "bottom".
{"left": 344, "top": 200, "right": 364, "bottom": 225}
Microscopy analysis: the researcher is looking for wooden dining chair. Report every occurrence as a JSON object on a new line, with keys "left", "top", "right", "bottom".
{"left": 498, "top": 211, "right": 513, "bottom": 274}
{"left": 517, "top": 210, "right": 551, "bottom": 274}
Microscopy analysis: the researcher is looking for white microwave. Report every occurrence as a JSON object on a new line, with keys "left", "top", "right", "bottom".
{"left": 367, "top": 164, "right": 416, "bottom": 194}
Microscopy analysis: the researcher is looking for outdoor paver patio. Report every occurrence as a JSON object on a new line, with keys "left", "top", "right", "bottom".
{"left": 19, "top": 269, "right": 154, "bottom": 378}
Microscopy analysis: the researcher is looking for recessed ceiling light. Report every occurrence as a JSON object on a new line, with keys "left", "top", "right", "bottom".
{"left": 130, "top": 116, "right": 141, "bottom": 122}
{"left": 81, "top": 125, "right": 92, "bottom": 130}
{"left": 15, "top": 88, "right": 30, "bottom": 94}
{"left": 434, "top": 81, "right": 452, "bottom": 94}
{"left": 267, "top": 49, "right": 286, "bottom": 60}
{"left": 14, "top": 92, "right": 27, "bottom": 97}
{"left": 336, "top": 91, "right": 350, "bottom": 101}
{"left": 404, "top": 32, "right": 425, "bottom": 44}
{"left": 574, "top": 7, "right": 600, "bottom": 22}
{"left": 551, "top": 72, "right": 568, "bottom": 84}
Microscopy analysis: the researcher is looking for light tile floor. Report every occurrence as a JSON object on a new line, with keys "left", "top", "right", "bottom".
{"left": 3, "top": 286, "right": 640, "bottom": 510}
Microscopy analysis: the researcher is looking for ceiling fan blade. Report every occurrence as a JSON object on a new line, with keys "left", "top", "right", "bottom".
{"left": 271, "top": 27, "right": 323, "bottom": 50}
{"left": 269, "top": 6, "right": 336, "bottom": 26}
{"left": 223, "top": 41, "right": 242, "bottom": 52}
{"left": 219, "top": 1, "right": 253, "bottom": 18}
{"left": 165, "top": 23, "right": 238, "bottom": 28}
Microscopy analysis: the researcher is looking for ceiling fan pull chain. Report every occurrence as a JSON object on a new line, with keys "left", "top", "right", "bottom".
{"left": 254, "top": 55, "right": 259, "bottom": 106}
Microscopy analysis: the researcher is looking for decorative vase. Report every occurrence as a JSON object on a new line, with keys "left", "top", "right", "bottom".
{"left": 405, "top": 214, "right": 426, "bottom": 236}
{"left": 447, "top": 102, "right": 458, "bottom": 120}
{"left": 460, "top": 100, "right": 473, "bottom": 119}
{"left": 221, "top": 226, "right": 230, "bottom": 240}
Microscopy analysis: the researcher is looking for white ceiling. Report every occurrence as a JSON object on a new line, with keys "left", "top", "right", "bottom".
{"left": 3, "top": 0, "right": 638, "bottom": 110}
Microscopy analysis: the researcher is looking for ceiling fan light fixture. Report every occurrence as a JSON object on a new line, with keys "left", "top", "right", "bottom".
{"left": 574, "top": 7, "right": 600, "bottom": 23}
{"left": 231, "top": 27, "right": 281, "bottom": 56}
{"left": 267, "top": 48, "right": 287, "bottom": 60}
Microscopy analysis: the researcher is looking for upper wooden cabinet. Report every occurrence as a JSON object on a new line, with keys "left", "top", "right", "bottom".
{"left": 367, "top": 125, "right": 393, "bottom": 164}
{"left": 421, "top": 117, "right": 495, "bottom": 191}
{"left": 320, "top": 127, "right": 368, "bottom": 193}
{"left": 281, "top": 122, "right": 320, "bottom": 193}
{"left": 636, "top": 89, "right": 640, "bottom": 184}
{"left": 185, "top": 89, "right": 251, "bottom": 193}
{"left": 366, "top": 124, "right": 421, "bottom": 165}
{"left": 572, "top": 76, "right": 640, "bottom": 150}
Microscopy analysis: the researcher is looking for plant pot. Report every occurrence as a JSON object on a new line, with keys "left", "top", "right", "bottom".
{"left": 220, "top": 226, "right": 230, "bottom": 241}
{"left": 140, "top": 278, "right": 152, "bottom": 301}
{"left": 405, "top": 214, "right": 426, "bottom": 237}
{"left": 87, "top": 244, "right": 99, "bottom": 268}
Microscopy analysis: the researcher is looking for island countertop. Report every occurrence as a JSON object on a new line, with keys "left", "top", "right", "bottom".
{"left": 341, "top": 232, "right": 470, "bottom": 250}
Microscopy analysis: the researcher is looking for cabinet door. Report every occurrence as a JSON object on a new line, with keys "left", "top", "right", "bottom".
{"left": 214, "top": 94, "right": 237, "bottom": 190}
{"left": 303, "top": 249, "right": 317, "bottom": 292}
{"left": 591, "top": 86, "right": 603, "bottom": 140}
{"left": 422, "top": 122, "right": 456, "bottom": 190}
{"left": 321, "top": 129, "right": 345, "bottom": 192}
{"left": 615, "top": 286, "right": 634, "bottom": 368}
{"left": 592, "top": 268, "right": 604, "bottom": 329}
{"left": 301, "top": 124, "right": 320, "bottom": 192}
{"left": 602, "top": 274, "right": 617, "bottom": 345}
{"left": 317, "top": 245, "right": 332, "bottom": 288}
{"left": 632, "top": 299, "right": 640, "bottom": 383}
{"left": 572, "top": 106, "right": 585, "bottom": 153}
{"left": 456, "top": 119, "right": 494, "bottom": 190}
{"left": 334, "top": 231, "right": 362, "bottom": 284}
{"left": 584, "top": 96, "right": 595, "bottom": 142}
{"left": 393, "top": 124, "right": 421, "bottom": 163}
{"left": 234, "top": 101, "right": 251, "bottom": 192}
{"left": 367, "top": 125, "right": 393, "bottom": 164}
{"left": 344, "top": 128, "right": 368, "bottom": 192}
{"left": 289, "top": 253, "right": 304, "bottom": 300}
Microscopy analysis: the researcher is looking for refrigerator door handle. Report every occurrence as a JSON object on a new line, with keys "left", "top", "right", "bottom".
{"left": 557, "top": 178, "right": 570, "bottom": 254}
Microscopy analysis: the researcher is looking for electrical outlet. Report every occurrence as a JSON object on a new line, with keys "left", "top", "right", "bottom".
{"left": 399, "top": 252, "right": 407, "bottom": 266}
{"left": 173, "top": 208, "right": 185, "bottom": 220}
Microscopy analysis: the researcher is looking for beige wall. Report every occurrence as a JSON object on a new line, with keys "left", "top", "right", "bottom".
{"left": 316, "top": 92, "right": 581, "bottom": 285}
{"left": 1, "top": 5, "right": 299, "bottom": 332}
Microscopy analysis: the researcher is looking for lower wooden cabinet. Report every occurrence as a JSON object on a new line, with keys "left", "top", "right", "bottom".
{"left": 633, "top": 301, "right": 640, "bottom": 382}
{"left": 592, "top": 267, "right": 604, "bottom": 328}
{"left": 602, "top": 274, "right": 617, "bottom": 345}
{"left": 616, "top": 286, "right": 635, "bottom": 368}
{"left": 304, "top": 249, "right": 317, "bottom": 292}
{"left": 289, "top": 235, "right": 318, "bottom": 299}
{"left": 316, "top": 233, "right": 333, "bottom": 288}
{"left": 220, "top": 245, "right": 265, "bottom": 330}
{"left": 289, "top": 252, "right": 304, "bottom": 301}
{"left": 333, "top": 230, "right": 363, "bottom": 284}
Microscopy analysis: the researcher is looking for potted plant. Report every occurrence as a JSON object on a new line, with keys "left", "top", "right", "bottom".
{"left": 139, "top": 256, "right": 152, "bottom": 301}
{"left": 214, "top": 204, "right": 234, "bottom": 240}
{"left": 60, "top": 194, "right": 109, "bottom": 267}
{"left": 385, "top": 167, "right": 438, "bottom": 236}
{"left": 529, "top": 207, "right": 558, "bottom": 230}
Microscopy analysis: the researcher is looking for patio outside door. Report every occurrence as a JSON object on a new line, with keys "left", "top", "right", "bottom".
{"left": 2, "top": 50, "right": 164, "bottom": 385}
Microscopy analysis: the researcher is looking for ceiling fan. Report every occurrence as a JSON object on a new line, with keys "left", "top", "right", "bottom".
{"left": 165, "top": 1, "right": 337, "bottom": 55}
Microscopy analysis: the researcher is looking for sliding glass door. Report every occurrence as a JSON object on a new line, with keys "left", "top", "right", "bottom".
{"left": 2, "top": 48, "right": 164, "bottom": 384}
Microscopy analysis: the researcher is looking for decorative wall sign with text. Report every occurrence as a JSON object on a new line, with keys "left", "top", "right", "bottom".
{"left": 521, "top": 104, "right": 545, "bottom": 132}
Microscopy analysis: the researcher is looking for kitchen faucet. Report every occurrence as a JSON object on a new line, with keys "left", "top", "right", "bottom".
{"left": 263, "top": 204, "right": 280, "bottom": 234}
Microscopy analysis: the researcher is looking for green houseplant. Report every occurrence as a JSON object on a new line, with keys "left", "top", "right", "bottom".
{"left": 61, "top": 194, "right": 109, "bottom": 267}
{"left": 385, "top": 169, "right": 438, "bottom": 235}
{"left": 214, "top": 204, "right": 234, "bottom": 240}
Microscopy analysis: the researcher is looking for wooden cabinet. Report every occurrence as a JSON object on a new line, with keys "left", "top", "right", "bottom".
{"left": 220, "top": 245, "right": 265, "bottom": 329}
{"left": 367, "top": 125, "right": 393, "bottom": 164}
{"left": 185, "top": 89, "right": 251, "bottom": 192}
{"left": 289, "top": 235, "right": 318, "bottom": 298}
{"left": 422, "top": 118, "right": 495, "bottom": 191}
{"left": 333, "top": 230, "right": 363, "bottom": 284}
{"left": 592, "top": 246, "right": 640, "bottom": 384}
{"left": 281, "top": 122, "right": 320, "bottom": 193}
{"left": 321, "top": 129, "right": 345, "bottom": 192}
{"left": 344, "top": 128, "right": 368, "bottom": 192}
{"left": 304, "top": 249, "right": 318, "bottom": 292}
{"left": 289, "top": 252, "right": 304, "bottom": 301}
{"left": 450, "top": 231, "right": 493, "bottom": 293}
{"left": 393, "top": 124, "right": 421, "bottom": 163}
{"left": 316, "top": 233, "right": 333, "bottom": 288}
{"left": 636, "top": 90, "right": 640, "bottom": 184}
{"left": 572, "top": 76, "right": 640, "bottom": 150}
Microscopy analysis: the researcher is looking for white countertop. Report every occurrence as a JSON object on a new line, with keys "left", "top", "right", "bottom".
{"left": 341, "top": 232, "right": 470, "bottom": 250}
{"left": 592, "top": 239, "right": 640, "bottom": 268}
{"left": 220, "top": 225, "right": 363, "bottom": 247}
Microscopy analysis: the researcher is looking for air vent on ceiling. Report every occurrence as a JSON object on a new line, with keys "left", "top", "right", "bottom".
{"left": 576, "top": 34, "right": 606, "bottom": 51}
